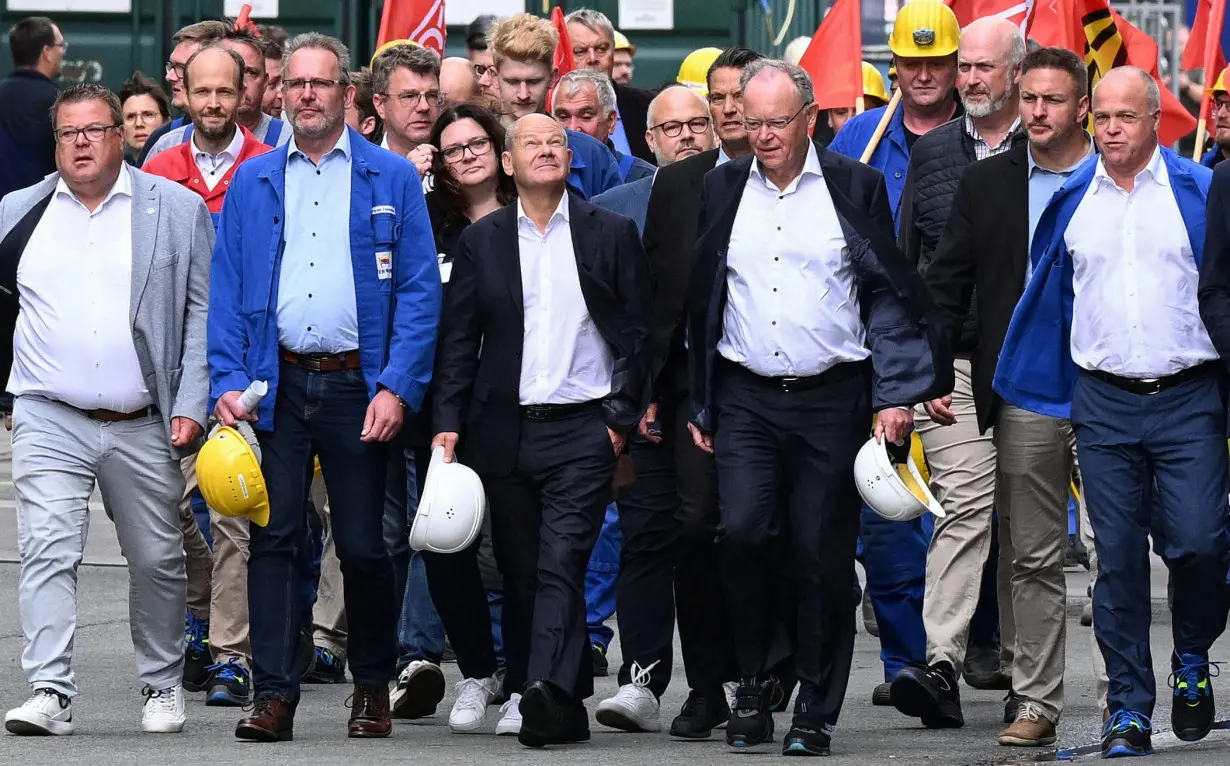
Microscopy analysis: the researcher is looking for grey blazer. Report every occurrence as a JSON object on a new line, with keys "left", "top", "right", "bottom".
{"left": 0, "top": 167, "right": 214, "bottom": 453}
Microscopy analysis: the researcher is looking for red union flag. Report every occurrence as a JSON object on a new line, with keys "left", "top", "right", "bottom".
{"left": 377, "top": 0, "right": 447, "bottom": 57}
{"left": 947, "top": 0, "right": 1034, "bottom": 31}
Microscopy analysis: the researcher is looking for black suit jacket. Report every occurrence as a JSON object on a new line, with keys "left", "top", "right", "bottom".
{"left": 432, "top": 195, "right": 653, "bottom": 476}
{"left": 923, "top": 144, "right": 1028, "bottom": 434}
{"left": 641, "top": 148, "right": 720, "bottom": 397}
{"left": 1198, "top": 161, "right": 1230, "bottom": 368}
{"left": 687, "top": 142, "right": 953, "bottom": 432}
{"left": 615, "top": 83, "right": 655, "bottom": 165}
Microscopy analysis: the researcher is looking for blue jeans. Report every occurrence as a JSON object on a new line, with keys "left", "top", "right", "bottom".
{"left": 859, "top": 506, "right": 930, "bottom": 680}
{"left": 387, "top": 447, "right": 446, "bottom": 670}
{"left": 585, "top": 503, "right": 621, "bottom": 650}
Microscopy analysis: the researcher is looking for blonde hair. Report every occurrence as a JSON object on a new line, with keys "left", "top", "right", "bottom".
{"left": 490, "top": 13, "right": 557, "bottom": 69}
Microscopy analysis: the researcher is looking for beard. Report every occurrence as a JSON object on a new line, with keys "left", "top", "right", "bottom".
{"left": 1216, "top": 124, "right": 1230, "bottom": 151}
{"left": 195, "top": 113, "right": 234, "bottom": 142}
{"left": 291, "top": 108, "right": 343, "bottom": 140}
{"left": 962, "top": 88, "right": 1013, "bottom": 119}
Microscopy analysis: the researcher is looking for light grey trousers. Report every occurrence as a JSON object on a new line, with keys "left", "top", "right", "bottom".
{"left": 12, "top": 395, "right": 187, "bottom": 697}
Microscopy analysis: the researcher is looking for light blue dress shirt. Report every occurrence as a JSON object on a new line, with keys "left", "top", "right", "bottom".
{"left": 1026, "top": 140, "right": 1092, "bottom": 281}
{"left": 276, "top": 128, "right": 360, "bottom": 354}
{"left": 610, "top": 103, "right": 633, "bottom": 157}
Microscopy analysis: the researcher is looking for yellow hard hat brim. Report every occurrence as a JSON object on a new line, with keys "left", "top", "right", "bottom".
{"left": 1208, "top": 67, "right": 1229, "bottom": 97}
{"left": 371, "top": 38, "right": 421, "bottom": 67}
{"left": 248, "top": 500, "right": 270, "bottom": 528}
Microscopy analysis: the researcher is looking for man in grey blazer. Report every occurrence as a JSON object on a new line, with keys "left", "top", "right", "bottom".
{"left": 0, "top": 84, "right": 212, "bottom": 737}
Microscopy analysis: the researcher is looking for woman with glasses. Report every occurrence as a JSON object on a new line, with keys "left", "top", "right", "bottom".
{"left": 118, "top": 72, "right": 170, "bottom": 164}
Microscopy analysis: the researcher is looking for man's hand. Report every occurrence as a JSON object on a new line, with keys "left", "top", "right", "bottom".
{"left": 361, "top": 390, "right": 405, "bottom": 443}
{"left": 432, "top": 432, "right": 460, "bottom": 463}
{"left": 874, "top": 407, "right": 915, "bottom": 445}
{"left": 608, "top": 428, "right": 626, "bottom": 455}
{"left": 637, "top": 402, "right": 662, "bottom": 444}
{"left": 170, "top": 417, "right": 203, "bottom": 447}
{"left": 688, "top": 422, "right": 714, "bottom": 454}
{"left": 409, "top": 144, "right": 436, "bottom": 178}
{"left": 215, "top": 390, "right": 257, "bottom": 428}
{"left": 924, "top": 395, "right": 957, "bottom": 426}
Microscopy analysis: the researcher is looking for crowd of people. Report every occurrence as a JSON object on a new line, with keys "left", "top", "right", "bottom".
{"left": 0, "top": 0, "right": 1229, "bottom": 760}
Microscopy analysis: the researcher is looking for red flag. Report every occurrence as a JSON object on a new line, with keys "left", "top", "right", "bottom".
{"left": 234, "top": 4, "right": 261, "bottom": 35}
{"left": 1182, "top": 0, "right": 1227, "bottom": 81}
{"left": 797, "top": 0, "right": 863, "bottom": 110}
{"left": 946, "top": 0, "right": 1033, "bottom": 30}
{"left": 377, "top": 0, "right": 446, "bottom": 57}
{"left": 547, "top": 7, "right": 575, "bottom": 113}
{"left": 1027, "top": 0, "right": 1197, "bottom": 146}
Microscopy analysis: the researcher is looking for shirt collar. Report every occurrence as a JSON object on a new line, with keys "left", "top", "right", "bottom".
{"left": 1027, "top": 136, "right": 1093, "bottom": 176}
{"left": 55, "top": 163, "right": 132, "bottom": 207}
{"left": 1092, "top": 144, "right": 1165, "bottom": 193}
{"left": 193, "top": 125, "right": 244, "bottom": 160}
{"left": 964, "top": 114, "right": 1022, "bottom": 149}
{"left": 517, "top": 190, "right": 571, "bottom": 228}
{"left": 716, "top": 146, "right": 732, "bottom": 166}
{"left": 749, "top": 142, "right": 822, "bottom": 191}
{"left": 288, "top": 126, "right": 352, "bottom": 165}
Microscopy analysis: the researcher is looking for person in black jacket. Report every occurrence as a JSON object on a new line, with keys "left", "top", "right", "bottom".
{"left": 1200, "top": 156, "right": 1230, "bottom": 355}
{"left": 0, "top": 17, "right": 64, "bottom": 203}
{"left": 431, "top": 114, "right": 652, "bottom": 748}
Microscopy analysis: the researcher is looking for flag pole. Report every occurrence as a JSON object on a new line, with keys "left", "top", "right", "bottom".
{"left": 859, "top": 89, "right": 901, "bottom": 163}
{"left": 856, "top": 96, "right": 865, "bottom": 115}
{"left": 1193, "top": 115, "right": 1209, "bottom": 162}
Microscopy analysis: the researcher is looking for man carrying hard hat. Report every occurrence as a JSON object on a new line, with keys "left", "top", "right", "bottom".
{"left": 1202, "top": 66, "right": 1230, "bottom": 169}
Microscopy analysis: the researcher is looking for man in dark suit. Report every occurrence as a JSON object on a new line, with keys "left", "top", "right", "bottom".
{"left": 0, "top": 17, "right": 63, "bottom": 203}
{"left": 914, "top": 47, "right": 1094, "bottom": 747}
{"left": 1201, "top": 136, "right": 1230, "bottom": 346}
{"left": 687, "top": 59, "right": 951, "bottom": 757}
{"left": 431, "top": 113, "right": 652, "bottom": 748}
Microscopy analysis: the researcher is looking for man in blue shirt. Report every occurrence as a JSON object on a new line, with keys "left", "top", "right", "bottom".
{"left": 209, "top": 32, "right": 441, "bottom": 743}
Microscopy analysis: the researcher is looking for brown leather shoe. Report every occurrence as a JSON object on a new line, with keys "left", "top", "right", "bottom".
{"left": 997, "top": 701, "right": 1057, "bottom": 747}
{"left": 235, "top": 697, "right": 295, "bottom": 742}
{"left": 348, "top": 684, "right": 392, "bottom": 738}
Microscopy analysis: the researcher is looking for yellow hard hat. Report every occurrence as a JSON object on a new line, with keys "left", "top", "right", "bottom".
{"left": 614, "top": 30, "right": 636, "bottom": 55}
{"left": 677, "top": 47, "right": 723, "bottom": 96}
{"left": 197, "top": 426, "right": 269, "bottom": 527}
{"left": 889, "top": 0, "right": 960, "bottom": 58}
{"left": 371, "top": 38, "right": 421, "bottom": 67}
{"left": 1210, "top": 66, "right": 1229, "bottom": 96}
{"left": 314, "top": 456, "right": 322, "bottom": 477}
{"left": 862, "top": 62, "right": 890, "bottom": 104}
{"left": 910, "top": 432, "right": 930, "bottom": 485}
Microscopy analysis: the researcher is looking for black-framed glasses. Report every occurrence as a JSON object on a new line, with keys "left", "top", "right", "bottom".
{"left": 473, "top": 63, "right": 492, "bottom": 77}
{"left": 1214, "top": 98, "right": 1230, "bottom": 115}
{"left": 441, "top": 136, "right": 493, "bottom": 163}
{"left": 649, "top": 116, "right": 712, "bottom": 137}
{"left": 381, "top": 89, "right": 443, "bottom": 108}
{"left": 165, "top": 60, "right": 186, "bottom": 78}
{"left": 54, "top": 124, "right": 120, "bottom": 144}
{"left": 283, "top": 78, "right": 345, "bottom": 93}
{"left": 741, "top": 102, "right": 813, "bottom": 134}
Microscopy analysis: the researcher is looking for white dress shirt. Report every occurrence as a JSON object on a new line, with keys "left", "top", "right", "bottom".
{"left": 517, "top": 192, "right": 614, "bottom": 405}
{"left": 8, "top": 166, "right": 153, "bottom": 412}
{"left": 1066, "top": 147, "right": 1218, "bottom": 378}
{"left": 192, "top": 126, "right": 244, "bottom": 191}
{"left": 717, "top": 144, "right": 869, "bottom": 377}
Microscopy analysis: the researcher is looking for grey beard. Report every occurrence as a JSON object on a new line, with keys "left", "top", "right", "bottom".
{"left": 292, "top": 110, "right": 342, "bottom": 140}
{"left": 962, "top": 91, "right": 1013, "bottom": 119}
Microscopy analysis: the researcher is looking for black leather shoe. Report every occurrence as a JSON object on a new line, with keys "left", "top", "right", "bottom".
{"left": 890, "top": 663, "right": 963, "bottom": 729}
{"left": 669, "top": 688, "right": 730, "bottom": 739}
{"left": 962, "top": 645, "right": 1011, "bottom": 690}
{"left": 518, "top": 681, "right": 589, "bottom": 748}
{"left": 782, "top": 723, "right": 832, "bottom": 756}
{"left": 725, "top": 679, "right": 774, "bottom": 748}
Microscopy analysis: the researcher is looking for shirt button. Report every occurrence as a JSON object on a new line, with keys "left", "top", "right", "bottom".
{"left": 310, "top": 262, "right": 314, "bottom": 267}
{"left": 308, "top": 293, "right": 313, "bottom": 298}
{"left": 772, "top": 287, "right": 778, "bottom": 292}
{"left": 895, "top": 172, "right": 902, "bottom": 179}
{"left": 312, "top": 233, "right": 316, "bottom": 237}
{"left": 307, "top": 326, "right": 313, "bottom": 331}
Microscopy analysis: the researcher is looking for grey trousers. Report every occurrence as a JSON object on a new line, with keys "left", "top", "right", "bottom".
{"left": 13, "top": 395, "right": 187, "bottom": 697}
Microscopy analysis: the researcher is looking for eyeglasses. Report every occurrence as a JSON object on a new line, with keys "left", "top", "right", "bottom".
{"left": 1214, "top": 99, "right": 1230, "bottom": 115}
{"left": 54, "top": 124, "right": 119, "bottom": 144}
{"left": 572, "top": 43, "right": 613, "bottom": 58}
{"left": 283, "top": 78, "right": 345, "bottom": 93}
{"left": 50, "top": 40, "right": 68, "bottom": 53}
{"left": 741, "top": 102, "right": 813, "bottom": 134}
{"left": 165, "top": 61, "right": 186, "bottom": 78}
{"left": 650, "top": 116, "right": 712, "bottom": 137}
{"left": 473, "top": 63, "right": 492, "bottom": 78}
{"left": 441, "top": 136, "right": 493, "bottom": 163}
{"left": 381, "top": 89, "right": 443, "bottom": 108}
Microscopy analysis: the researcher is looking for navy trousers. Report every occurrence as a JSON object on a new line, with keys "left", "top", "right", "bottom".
{"left": 1071, "top": 369, "right": 1230, "bottom": 717}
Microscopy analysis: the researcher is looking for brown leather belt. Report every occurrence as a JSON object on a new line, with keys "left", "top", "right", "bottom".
{"left": 85, "top": 405, "right": 158, "bottom": 423}
{"left": 280, "top": 348, "right": 362, "bottom": 373}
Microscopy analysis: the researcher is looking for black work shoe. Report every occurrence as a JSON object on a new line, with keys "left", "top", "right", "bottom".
{"left": 890, "top": 663, "right": 963, "bottom": 729}
{"left": 725, "top": 679, "right": 774, "bottom": 748}
{"left": 669, "top": 689, "right": 730, "bottom": 739}
{"left": 1101, "top": 709, "right": 1152, "bottom": 757}
{"left": 591, "top": 643, "right": 609, "bottom": 677}
{"left": 782, "top": 723, "right": 832, "bottom": 756}
{"left": 1003, "top": 690, "right": 1023, "bottom": 724}
{"left": 1170, "top": 652, "right": 1218, "bottom": 742}
{"left": 518, "top": 681, "right": 589, "bottom": 748}
{"left": 182, "top": 613, "right": 211, "bottom": 692}
{"left": 872, "top": 682, "right": 893, "bottom": 706}
{"left": 962, "top": 645, "right": 1011, "bottom": 690}
{"left": 303, "top": 647, "right": 346, "bottom": 684}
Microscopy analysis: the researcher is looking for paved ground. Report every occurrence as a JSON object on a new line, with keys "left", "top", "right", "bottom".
{"left": 0, "top": 431, "right": 1227, "bottom": 763}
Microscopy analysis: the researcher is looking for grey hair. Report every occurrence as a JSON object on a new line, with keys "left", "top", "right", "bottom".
{"left": 563, "top": 8, "right": 615, "bottom": 43}
{"left": 739, "top": 58, "right": 814, "bottom": 105}
{"left": 285, "top": 32, "right": 352, "bottom": 86}
{"left": 646, "top": 83, "right": 708, "bottom": 127}
{"left": 553, "top": 69, "right": 617, "bottom": 115}
{"left": 371, "top": 44, "right": 441, "bottom": 95}
{"left": 1008, "top": 28, "right": 1027, "bottom": 69}
{"left": 503, "top": 115, "right": 565, "bottom": 151}
{"left": 1092, "top": 65, "right": 1160, "bottom": 114}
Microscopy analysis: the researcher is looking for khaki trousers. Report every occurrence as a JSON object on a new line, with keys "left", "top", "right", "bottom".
{"left": 310, "top": 475, "right": 348, "bottom": 654}
{"left": 916, "top": 359, "right": 1008, "bottom": 671}
{"left": 179, "top": 455, "right": 213, "bottom": 620}
{"left": 993, "top": 404, "right": 1073, "bottom": 722}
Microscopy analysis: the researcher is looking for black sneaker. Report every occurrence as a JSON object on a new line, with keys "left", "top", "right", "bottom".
{"left": 872, "top": 682, "right": 892, "bottom": 707}
{"left": 296, "top": 626, "right": 315, "bottom": 677}
{"left": 591, "top": 643, "right": 609, "bottom": 677}
{"left": 205, "top": 660, "right": 251, "bottom": 707}
{"left": 182, "top": 612, "right": 211, "bottom": 692}
{"left": 669, "top": 688, "right": 730, "bottom": 739}
{"left": 782, "top": 723, "right": 832, "bottom": 757}
{"left": 1169, "top": 652, "right": 1218, "bottom": 742}
{"left": 518, "top": 681, "right": 590, "bottom": 748}
{"left": 889, "top": 663, "right": 963, "bottom": 728}
{"left": 1101, "top": 709, "right": 1152, "bottom": 757}
{"left": 1003, "top": 690, "right": 1023, "bottom": 724}
{"left": 725, "top": 679, "right": 774, "bottom": 748}
{"left": 962, "top": 645, "right": 1010, "bottom": 690}
{"left": 303, "top": 647, "right": 346, "bottom": 684}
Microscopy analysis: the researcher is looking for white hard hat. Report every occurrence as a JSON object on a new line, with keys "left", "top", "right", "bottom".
{"left": 854, "top": 436, "right": 946, "bottom": 521}
{"left": 409, "top": 447, "right": 488, "bottom": 554}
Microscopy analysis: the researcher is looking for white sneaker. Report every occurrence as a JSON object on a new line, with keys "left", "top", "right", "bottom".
{"left": 140, "top": 685, "right": 186, "bottom": 733}
{"left": 717, "top": 681, "right": 738, "bottom": 729}
{"left": 390, "top": 660, "right": 445, "bottom": 719}
{"left": 5, "top": 689, "right": 74, "bottom": 736}
{"left": 495, "top": 693, "right": 522, "bottom": 736}
{"left": 448, "top": 677, "right": 500, "bottom": 733}
{"left": 595, "top": 661, "right": 662, "bottom": 732}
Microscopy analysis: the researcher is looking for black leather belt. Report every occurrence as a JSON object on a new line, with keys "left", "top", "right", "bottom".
{"left": 1084, "top": 362, "right": 1218, "bottom": 396}
{"left": 720, "top": 358, "right": 869, "bottom": 393}
{"left": 520, "top": 400, "right": 601, "bottom": 421}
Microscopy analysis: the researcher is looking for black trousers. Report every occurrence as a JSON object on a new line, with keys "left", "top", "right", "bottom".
{"left": 484, "top": 407, "right": 616, "bottom": 701}
{"left": 713, "top": 360, "right": 870, "bottom": 727}
{"left": 614, "top": 392, "right": 739, "bottom": 696}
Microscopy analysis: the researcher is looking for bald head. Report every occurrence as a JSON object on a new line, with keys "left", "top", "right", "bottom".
{"left": 646, "top": 85, "right": 715, "bottom": 164}
{"left": 1093, "top": 66, "right": 1160, "bottom": 114}
{"left": 957, "top": 16, "right": 1024, "bottom": 118}
{"left": 1090, "top": 66, "right": 1160, "bottom": 177}
{"left": 961, "top": 17, "right": 1026, "bottom": 62}
{"left": 440, "top": 57, "right": 478, "bottom": 106}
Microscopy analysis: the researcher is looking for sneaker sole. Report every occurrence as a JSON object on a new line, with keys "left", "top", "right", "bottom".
{"left": 890, "top": 677, "right": 962, "bottom": 729}
{"left": 206, "top": 689, "right": 250, "bottom": 707}
{"left": 5, "top": 716, "right": 74, "bottom": 736}
{"left": 182, "top": 678, "right": 210, "bottom": 693}
{"left": 448, "top": 714, "right": 488, "bottom": 734}
{"left": 668, "top": 724, "right": 714, "bottom": 740}
{"left": 998, "top": 734, "right": 1056, "bottom": 747}
{"left": 392, "top": 669, "right": 445, "bottom": 720}
{"left": 783, "top": 741, "right": 830, "bottom": 756}
{"left": 141, "top": 719, "right": 186, "bottom": 733}
{"left": 595, "top": 706, "right": 661, "bottom": 733}
{"left": 1174, "top": 725, "right": 1212, "bottom": 743}
{"left": 495, "top": 724, "right": 521, "bottom": 736}
{"left": 1103, "top": 740, "right": 1152, "bottom": 758}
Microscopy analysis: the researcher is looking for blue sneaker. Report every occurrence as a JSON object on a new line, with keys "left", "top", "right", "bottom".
{"left": 1100, "top": 709, "right": 1152, "bottom": 758}
{"left": 303, "top": 647, "right": 346, "bottom": 684}
{"left": 1169, "top": 652, "right": 1218, "bottom": 742}
{"left": 205, "top": 660, "right": 251, "bottom": 707}
{"left": 182, "top": 612, "right": 211, "bottom": 693}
